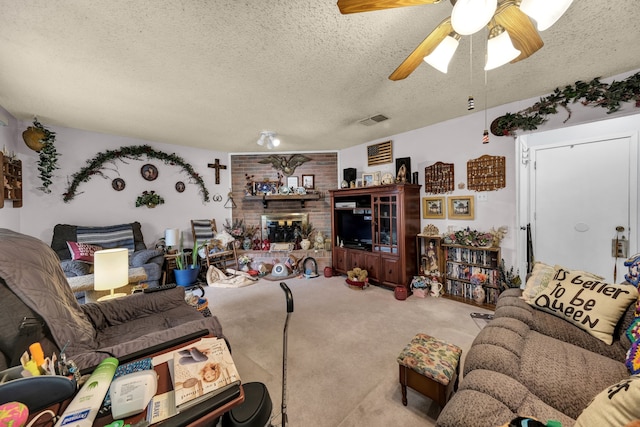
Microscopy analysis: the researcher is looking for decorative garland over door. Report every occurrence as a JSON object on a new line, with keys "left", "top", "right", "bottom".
{"left": 63, "top": 145, "right": 210, "bottom": 203}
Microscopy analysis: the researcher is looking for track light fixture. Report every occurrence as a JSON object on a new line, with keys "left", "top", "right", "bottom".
{"left": 256, "top": 131, "right": 280, "bottom": 150}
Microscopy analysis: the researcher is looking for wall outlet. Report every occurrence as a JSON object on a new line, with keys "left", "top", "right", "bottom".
{"left": 477, "top": 193, "right": 488, "bottom": 202}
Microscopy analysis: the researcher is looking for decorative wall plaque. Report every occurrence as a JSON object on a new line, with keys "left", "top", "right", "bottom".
{"left": 467, "top": 155, "right": 506, "bottom": 191}
{"left": 424, "top": 162, "right": 454, "bottom": 194}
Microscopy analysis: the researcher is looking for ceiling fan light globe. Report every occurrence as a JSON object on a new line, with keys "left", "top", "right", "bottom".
{"left": 519, "top": 0, "right": 573, "bottom": 31}
{"left": 484, "top": 29, "right": 521, "bottom": 70}
{"left": 451, "top": 0, "right": 497, "bottom": 35}
{"left": 423, "top": 35, "right": 460, "bottom": 73}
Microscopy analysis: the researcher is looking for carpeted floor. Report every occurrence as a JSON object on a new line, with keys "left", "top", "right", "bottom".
{"left": 203, "top": 276, "right": 493, "bottom": 427}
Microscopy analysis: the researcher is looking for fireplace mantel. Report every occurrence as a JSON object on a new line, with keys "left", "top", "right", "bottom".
{"left": 244, "top": 192, "right": 322, "bottom": 208}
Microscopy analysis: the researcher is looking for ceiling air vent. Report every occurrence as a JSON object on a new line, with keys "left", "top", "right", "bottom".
{"left": 358, "top": 114, "right": 389, "bottom": 126}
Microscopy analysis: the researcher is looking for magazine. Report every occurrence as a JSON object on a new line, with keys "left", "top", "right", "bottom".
{"left": 172, "top": 337, "right": 241, "bottom": 409}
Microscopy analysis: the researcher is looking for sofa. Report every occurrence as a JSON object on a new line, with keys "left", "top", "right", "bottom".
{"left": 436, "top": 269, "right": 639, "bottom": 427}
{"left": 0, "top": 228, "right": 224, "bottom": 372}
{"left": 50, "top": 222, "right": 164, "bottom": 292}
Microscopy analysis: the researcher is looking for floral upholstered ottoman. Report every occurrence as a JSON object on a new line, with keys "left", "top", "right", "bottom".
{"left": 397, "top": 333, "right": 462, "bottom": 409}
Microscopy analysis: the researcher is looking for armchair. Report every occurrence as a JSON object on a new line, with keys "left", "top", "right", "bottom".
{"left": 191, "top": 219, "right": 238, "bottom": 273}
{"left": 0, "top": 229, "right": 224, "bottom": 372}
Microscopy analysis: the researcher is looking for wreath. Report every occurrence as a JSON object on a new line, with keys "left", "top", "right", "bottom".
{"left": 63, "top": 145, "right": 210, "bottom": 203}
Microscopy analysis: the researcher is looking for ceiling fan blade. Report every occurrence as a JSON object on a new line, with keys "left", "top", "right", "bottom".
{"left": 337, "top": 0, "right": 442, "bottom": 14}
{"left": 494, "top": 0, "right": 543, "bottom": 62}
{"left": 389, "top": 18, "right": 452, "bottom": 81}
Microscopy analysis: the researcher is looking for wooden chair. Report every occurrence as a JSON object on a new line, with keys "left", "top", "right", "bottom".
{"left": 190, "top": 219, "right": 238, "bottom": 273}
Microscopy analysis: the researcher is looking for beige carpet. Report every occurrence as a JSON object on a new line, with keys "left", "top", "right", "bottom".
{"left": 204, "top": 276, "right": 493, "bottom": 427}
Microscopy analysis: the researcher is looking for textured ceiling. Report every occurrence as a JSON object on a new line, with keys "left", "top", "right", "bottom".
{"left": 1, "top": 1, "right": 639, "bottom": 153}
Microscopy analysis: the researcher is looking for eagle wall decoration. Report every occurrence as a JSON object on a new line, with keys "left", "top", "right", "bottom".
{"left": 258, "top": 154, "right": 311, "bottom": 176}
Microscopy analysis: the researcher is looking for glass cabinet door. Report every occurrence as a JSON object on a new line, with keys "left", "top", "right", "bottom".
{"left": 373, "top": 194, "right": 398, "bottom": 254}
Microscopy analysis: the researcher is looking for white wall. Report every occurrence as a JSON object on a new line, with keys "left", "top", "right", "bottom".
{"left": 1, "top": 122, "right": 231, "bottom": 248}
{"left": 338, "top": 68, "right": 640, "bottom": 270}
{"left": 340, "top": 104, "right": 519, "bottom": 267}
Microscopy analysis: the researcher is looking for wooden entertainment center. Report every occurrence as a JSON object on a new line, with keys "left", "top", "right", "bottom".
{"left": 329, "top": 184, "right": 420, "bottom": 290}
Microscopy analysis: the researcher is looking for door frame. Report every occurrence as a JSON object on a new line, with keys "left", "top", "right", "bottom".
{"left": 516, "top": 120, "right": 639, "bottom": 282}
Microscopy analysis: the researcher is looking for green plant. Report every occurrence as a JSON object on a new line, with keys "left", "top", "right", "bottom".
{"left": 492, "top": 71, "right": 640, "bottom": 136}
{"left": 63, "top": 144, "right": 210, "bottom": 203}
{"left": 498, "top": 259, "right": 522, "bottom": 291}
{"left": 176, "top": 236, "right": 200, "bottom": 270}
{"left": 32, "top": 120, "right": 59, "bottom": 194}
{"left": 135, "top": 190, "right": 165, "bottom": 207}
{"left": 298, "top": 222, "right": 315, "bottom": 239}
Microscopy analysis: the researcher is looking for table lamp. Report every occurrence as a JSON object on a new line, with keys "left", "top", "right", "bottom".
{"left": 94, "top": 248, "right": 129, "bottom": 301}
{"left": 165, "top": 228, "right": 180, "bottom": 253}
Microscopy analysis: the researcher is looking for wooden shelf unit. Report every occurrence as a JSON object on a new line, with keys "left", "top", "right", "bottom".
{"left": 1, "top": 152, "right": 22, "bottom": 208}
{"left": 441, "top": 243, "right": 501, "bottom": 309}
{"left": 329, "top": 184, "right": 421, "bottom": 291}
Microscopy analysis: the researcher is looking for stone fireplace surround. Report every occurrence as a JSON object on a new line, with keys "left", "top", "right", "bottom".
{"left": 230, "top": 152, "right": 338, "bottom": 273}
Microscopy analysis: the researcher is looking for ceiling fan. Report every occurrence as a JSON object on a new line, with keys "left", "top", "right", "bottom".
{"left": 337, "top": 0, "right": 573, "bottom": 79}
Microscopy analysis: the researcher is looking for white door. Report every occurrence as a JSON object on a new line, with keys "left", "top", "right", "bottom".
{"left": 531, "top": 136, "right": 633, "bottom": 282}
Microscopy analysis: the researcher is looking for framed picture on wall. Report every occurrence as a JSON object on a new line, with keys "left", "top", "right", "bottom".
{"left": 395, "top": 157, "right": 411, "bottom": 183}
{"left": 287, "top": 176, "right": 299, "bottom": 188}
{"left": 302, "top": 174, "right": 315, "bottom": 189}
{"left": 141, "top": 164, "right": 158, "bottom": 181}
{"left": 448, "top": 196, "right": 475, "bottom": 220}
{"left": 422, "top": 197, "right": 445, "bottom": 219}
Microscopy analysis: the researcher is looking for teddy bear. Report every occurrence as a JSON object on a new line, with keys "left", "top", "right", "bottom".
{"left": 347, "top": 267, "right": 368, "bottom": 282}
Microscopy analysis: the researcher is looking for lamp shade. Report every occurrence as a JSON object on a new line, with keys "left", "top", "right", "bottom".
{"left": 484, "top": 27, "right": 521, "bottom": 70}
{"left": 165, "top": 228, "right": 180, "bottom": 247}
{"left": 519, "top": 0, "right": 573, "bottom": 31}
{"left": 451, "top": 0, "right": 497, "bottom": 36}
{"left": 94, "top": 248, "right": 129, "bottom": 292}
{"left": 423, "top": 34, "right": 460, "bottom": 73}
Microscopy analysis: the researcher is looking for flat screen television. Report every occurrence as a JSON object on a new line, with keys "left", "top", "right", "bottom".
{"left": 336, "top": 210, "right": 372, "bottom": 250}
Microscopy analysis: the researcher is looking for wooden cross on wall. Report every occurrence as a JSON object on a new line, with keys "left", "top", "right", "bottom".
{"left": 208, "top": 158, "right": 227, "bottom": 185}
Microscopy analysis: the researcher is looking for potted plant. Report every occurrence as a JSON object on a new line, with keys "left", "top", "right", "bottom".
{"left": 135, "top": 190, "right": 165, "bottom": 208}
{"left": 297, "top": 223, "right": 315, "bottom": 250}
{"left": 238, "top": 254, "right": 253, "bottom": 272}
{"left": 174, "top": 236, "right": 200, "bottom": 287}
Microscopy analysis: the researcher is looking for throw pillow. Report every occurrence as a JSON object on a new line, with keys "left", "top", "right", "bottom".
{"left": 66, "top": 241, "right": 102, "bottom": 263}
{"left": 528, "top": 268, "right": 638, "bottom": 344}
{"left": 521, "top": 262, "right": 555, "bottom": 302}
{"left": 214, "top": 230, "right": 236, "bottom": 247}
{"left": 575, "top": 375, "right": 640, "bottom": 427}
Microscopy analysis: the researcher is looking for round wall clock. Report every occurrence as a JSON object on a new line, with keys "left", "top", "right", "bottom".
{"left": 141, "top": 164, "right": 158, "bottom": 181}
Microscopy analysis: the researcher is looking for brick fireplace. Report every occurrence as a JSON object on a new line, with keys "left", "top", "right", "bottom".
{"left": 230, "top": 152, "right": 338, "bottom": 271}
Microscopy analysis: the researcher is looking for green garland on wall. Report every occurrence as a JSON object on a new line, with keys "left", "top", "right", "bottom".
{"left": 492, "top": 71, "right": 640, "bottom": 136}
{"left": 63, "top": 144, "right": 210, "bottom": 203}
{"left": 33, "top": 120, "right": 59, "bottom": 194}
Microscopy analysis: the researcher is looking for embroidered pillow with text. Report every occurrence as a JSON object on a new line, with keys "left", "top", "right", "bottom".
{"left": 529, "top": 268, "right": 638, "bottom": 344}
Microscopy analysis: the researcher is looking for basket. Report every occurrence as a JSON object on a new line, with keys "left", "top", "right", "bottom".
{"left": 346, "top": 278, "right": 369, "bottom": 290}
